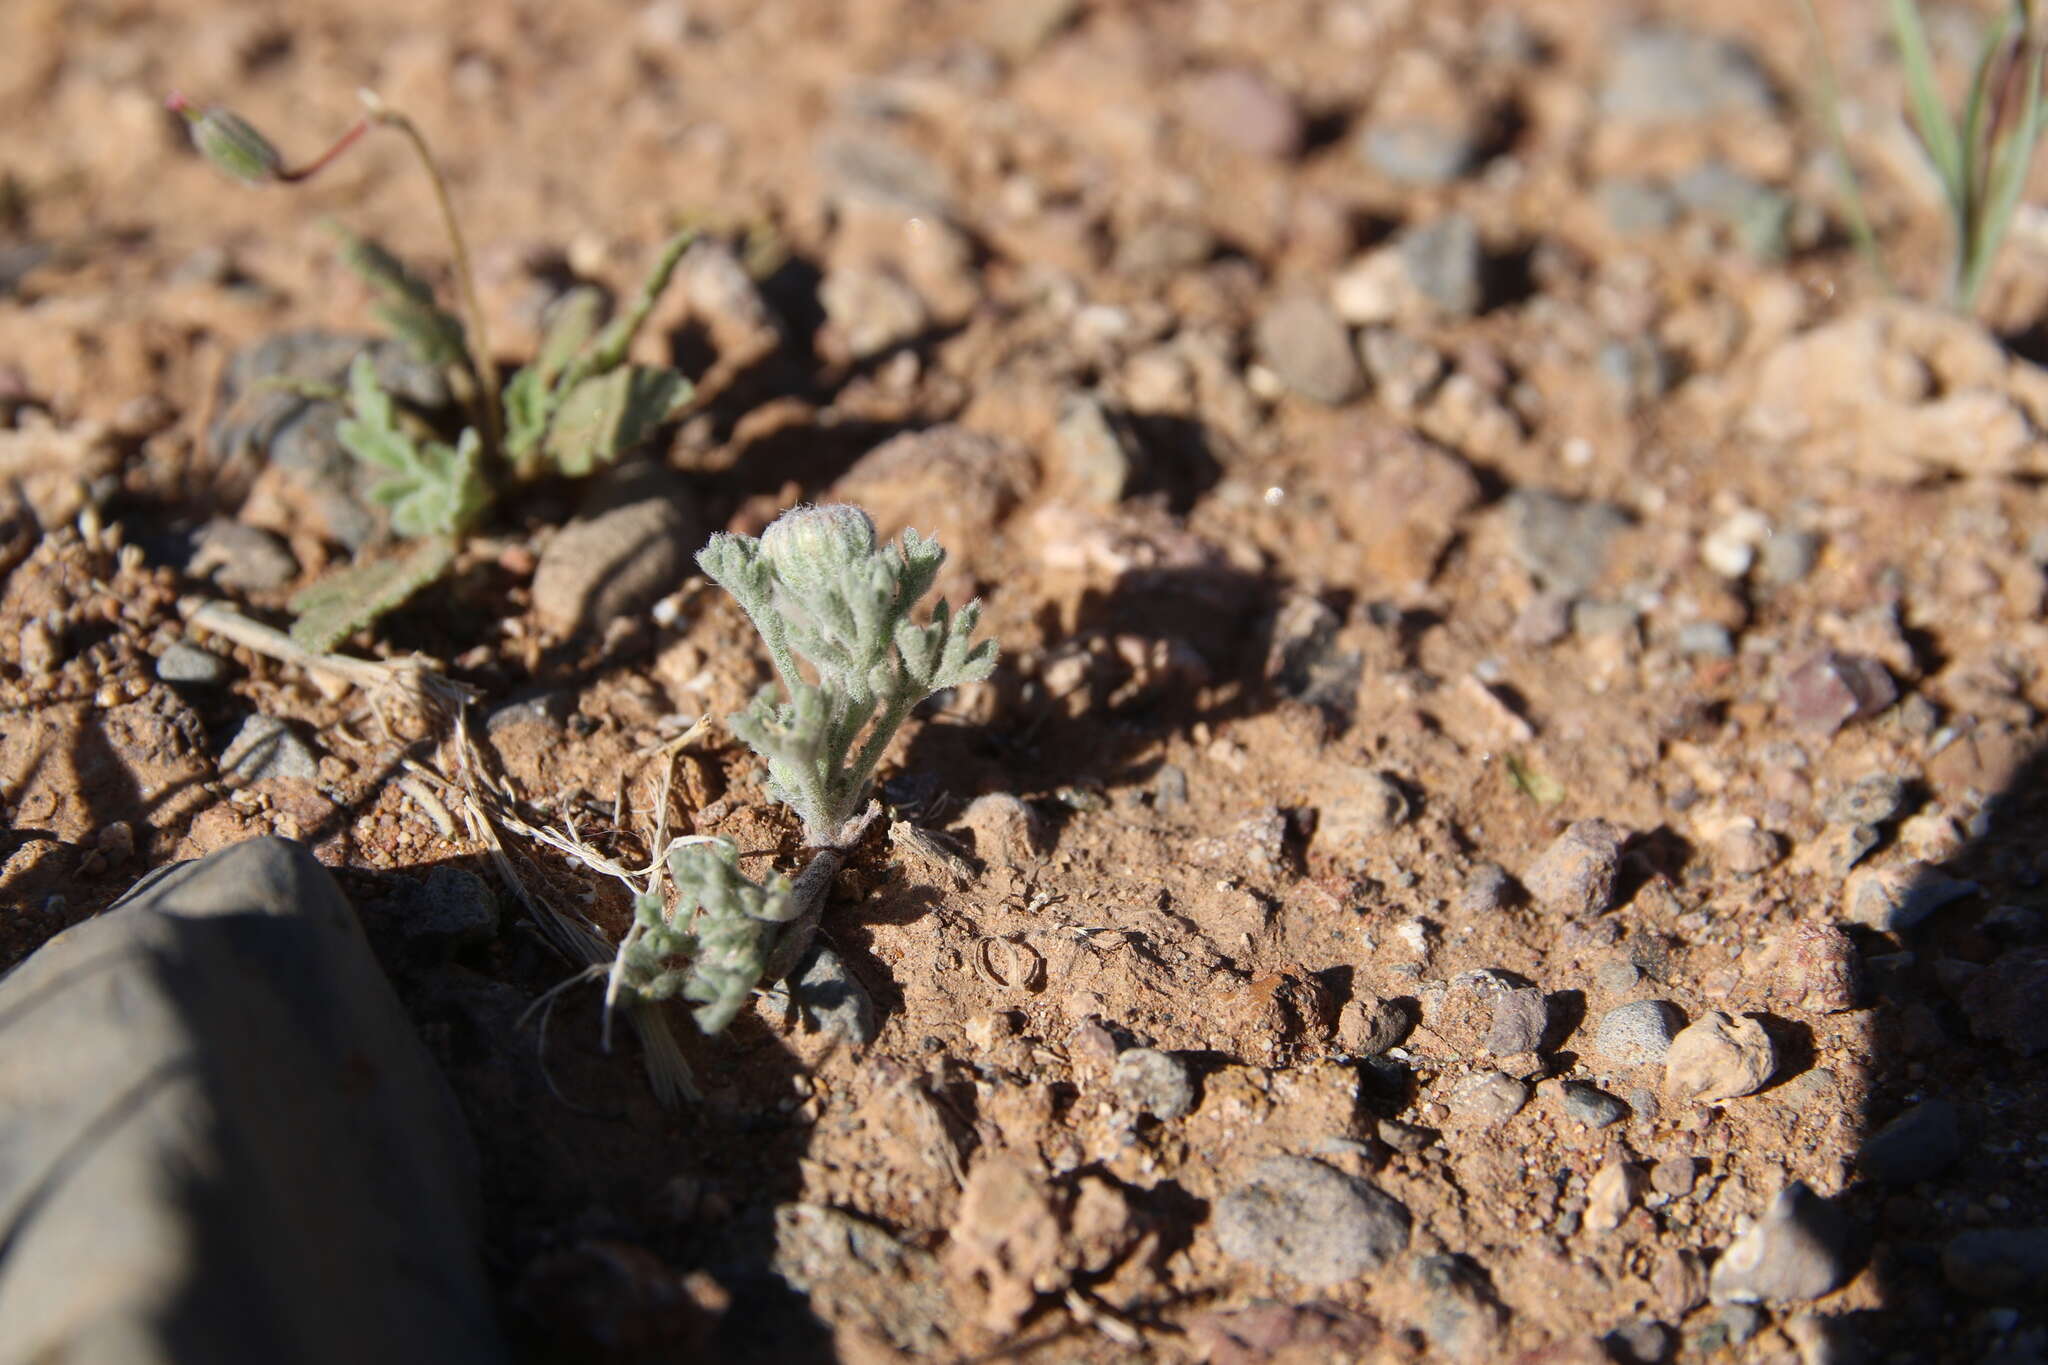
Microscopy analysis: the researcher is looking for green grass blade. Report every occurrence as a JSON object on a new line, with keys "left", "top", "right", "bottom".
{"left": 1892, "top": 0, "right": 1968, "bottom": 201}
{"left": 1962, "top": 37, "right": 2045, "bottom": 307}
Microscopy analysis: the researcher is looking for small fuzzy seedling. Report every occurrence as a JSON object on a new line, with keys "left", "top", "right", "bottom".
{"left": 697, "top": 503, "right": 998, "bottom": 846}
{"left": 611, "top": 838, "right": 796, "bottom": 1035}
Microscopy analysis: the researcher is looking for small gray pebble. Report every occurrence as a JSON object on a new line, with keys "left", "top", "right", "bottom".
{"left": 1594, "top": 1000, "right": 1684, "bottom": 1068}
{"left": 190, "top": 519, "right": 299, "bottom": 593}
{"left": 1677, "top": 622, "right": 1734, "bottom": 658}
{"left": 790, "top": 945, "right": 877, "bottom": 1045}
{"left": 1561, "top": 1081, "right": 1628, "bottom": 1128}
{"left": 1255, "top": 294, "right": 1364, "bottom": 405}
{"left": 1506, "top": 489, "right": 1630, "bottom": 596}
{"left": 1112, "top": 1047, "right": 1196, "bottom": 1120}
{"left": 156, "top": 642, "right": 228, "bottom": 685}
{"left": 1398, "top": 213, "right": 1484, "bottom": 318}
{"left": 1523, "top": 818, "right": 1627, "bottom": 916}
{"left": 1601, "top": 24, "right": 1776, "bottom": 123}
{"left": 1628, "top": 1087, "right": 1661, "bottom": 1123}
{"left": 1758, "top": 529, "right": 1821, "bottom": 587}
{"left": 1458, "top": 863, "right": 1516, "bottom": 914}
{"left": 219, "top": 715, "right": 320, "bottom": 784}
{"left": 1152, "top": 764, "right": 1190, "bottom": 809}
{"left": 1213, "top": 1156, "right": 1410, "bottom": 1285}
{"left": 1360, "top": 120, "right": 1476, "bottom": 186}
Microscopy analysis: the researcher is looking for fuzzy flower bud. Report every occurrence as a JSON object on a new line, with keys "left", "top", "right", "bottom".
{"left": 168, "top": 96, "right": 283, "bottom": 186}
{"left": 759, "top": 503, "right": 877, "bottom": 594}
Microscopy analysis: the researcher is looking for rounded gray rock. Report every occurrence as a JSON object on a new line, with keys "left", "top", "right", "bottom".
{"left": 1112, "top": 1047, "right": 1195, "bottom": 1120}
{"left": 1594, "top": 1000, "right": 1684, "bottom": 1068}
{"left": 1214, "top": 1156, "right": 1410, "bottom": 1285}
{"left": 156, "top": 642, "right": 228, "bottom": 685}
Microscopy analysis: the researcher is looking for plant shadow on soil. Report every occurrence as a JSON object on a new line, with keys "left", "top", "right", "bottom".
{"left": 340, "top": 852, "right": 839, "bottom": 1362}
{"left": 1824, "top": 737, "right": 2048, "bottom": 1355}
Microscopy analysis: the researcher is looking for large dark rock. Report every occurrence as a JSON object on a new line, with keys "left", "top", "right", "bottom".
{"left": 0, "top": 838, "right": 505, "bottom": 1365}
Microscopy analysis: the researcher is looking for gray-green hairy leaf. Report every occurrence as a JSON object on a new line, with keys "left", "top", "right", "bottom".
{"left": 287, "top": 533, "right": 456, "bottom": 652}
{"left": 334, "top": 354, "right": 489, "bottom": 538}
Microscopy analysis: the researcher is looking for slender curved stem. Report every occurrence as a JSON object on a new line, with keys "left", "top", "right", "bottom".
{"left": 361, "top": 93, "right": 502, "bottom": 460}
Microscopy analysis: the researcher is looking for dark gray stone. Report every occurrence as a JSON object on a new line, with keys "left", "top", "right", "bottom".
{"left": 1214, "top": 1156, "right": 1410, "bottom": 1285}
{"left": 0, "top": 838, "right": 503, "bottom": 1364}
{"left": 1858, "top": 1098, "right": 1963, "bottom": 1184}
{"left": 1561, "top": 1081, "right": 1628, "bottom": 1128}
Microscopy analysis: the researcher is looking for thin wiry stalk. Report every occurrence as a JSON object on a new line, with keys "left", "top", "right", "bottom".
{"left": 1800, "top": 0, "right": 1895, "bottom": 291}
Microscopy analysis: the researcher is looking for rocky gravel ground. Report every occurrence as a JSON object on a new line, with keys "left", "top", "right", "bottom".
{"left": 5, "top": 0, "right": 2048, "bottom": 1361}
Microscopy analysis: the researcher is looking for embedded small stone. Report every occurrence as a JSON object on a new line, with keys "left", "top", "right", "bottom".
{"left": 1775, "top": 922, "right": 1863, "bottom": 1014}
{"left": 1422, "top": 970, "right": 1548, "bottom": 1058}
{"left": 1824, "top": 774, "right": 1908, "bottom": 826}
{"left": 1336, "top": 996, "right": 1411, "bottom": 1055}
{"left": 1111, "top": 1047, "right": 1196, "bottom": 1120}
{"left": 1524, "top": 819, "right": 1626, "bottom": 915}
{"left": 1715, "top": 823, "right": 1781, "bottom": 876}
{"left": 1593, "top": 1000, "right": 1684, "bottom": 1068}
{"left": 1587, "top": 1160, "right": 1648, "bottom": 1233}
{"left": 1709, "top": 1183, "right": 1853, "bottom": 1304}
{"left": 1664, "top": 1011, "right": 1776, "bottom": 1103}
{"left": 156, "top": 642, "right": 228, "bottom": 685}
{"left": 1844, "top": 861, "right": 1978, "bottom": 932}
{"left": 1213, "top": 1157, "right": 1410, "bottom": 1285}
{"left": 1447, "top": 1070, "right": 1529, "bottom": 1127}
{"left": 1778, "top": 651, "right": 1896, "bottom": 735}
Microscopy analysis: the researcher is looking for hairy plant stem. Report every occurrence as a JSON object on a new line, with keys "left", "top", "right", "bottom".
{"left": 361, "top": 92, "right": 502, "bottom": 460}
{"left": 760, "top": 802, "right": 881, "bottom": 987}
